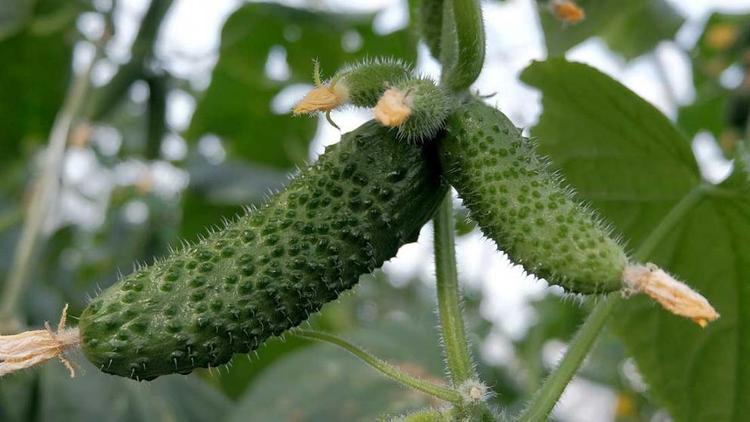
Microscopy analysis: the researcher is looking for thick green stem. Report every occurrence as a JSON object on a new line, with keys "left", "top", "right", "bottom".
{"left": 145, "top": 74, "right": 167, "bottom": 160}
{"left": 518, "top": 185, "right": 708, "bottom": 421}
{"left": 292, "top": 329, "right": 462, "bottom": 404}
{"left": 434, "top": 193, "right": 476, "bottom": 386}
{"left": 0, "top": 54, "right": 95, "bottom": 332}
{"left": 439, "top": 0, "right": 485, "bottom": 91}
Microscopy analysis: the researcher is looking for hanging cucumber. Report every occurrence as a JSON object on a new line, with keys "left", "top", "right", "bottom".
{"left": 70, "top": 121, "right": 446, "bottom": 380}
{"left": 438, "top": 99, "right": 627, "bottom": 293}
{"left": 435, "top": 98, "right": 716, "bottom": 328}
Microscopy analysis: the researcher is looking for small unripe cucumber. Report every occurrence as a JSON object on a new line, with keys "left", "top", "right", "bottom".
{"left": 438, "top": 100, "right": 628, "bottom": 293}
{"left": 374, "top": 78, "right": 452, "bottom": 143}
{"left": 79, "top": 121, "right": 447, "bottom": 380}
{"left": 336, "top": 58, "right": 412, "bottom": 108}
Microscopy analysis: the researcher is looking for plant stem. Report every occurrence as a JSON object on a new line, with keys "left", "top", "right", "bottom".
{"left": 440, "top": 0, "right": 485, "bottom": 91}
{"left": 434, "top": 193, "right": 476, "bottom": 386}
{"left": 518, "top": 184, "right": 708, "bottom": 422}
{"left": 0, "top": 54, "right": 95, "bottom": 332}
{"left": 292, "top": 329, "right": 463, "bottom": 404}
{"left": 519, "top": 295, "right": 619, "bottom": 422}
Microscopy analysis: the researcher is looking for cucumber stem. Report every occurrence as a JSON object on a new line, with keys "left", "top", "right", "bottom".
{"left": 439, "top": 0, "right": 485, "bottom": 91}
{"left": 433, "top": 193, "right": 476, "bottom": 386}
{"left": 292, "top": 329, "right": 463, "bottom": 404}
{"left": 518, "top": 184, "right": 709, "bottom": 421}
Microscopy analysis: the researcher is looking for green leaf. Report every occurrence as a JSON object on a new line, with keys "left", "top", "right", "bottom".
{"left": 188, "top": 3, "right": 417, "bottom": 169}
{"left": 538, "top": 0, "right": 683, "bottom": 60}
{"left": 0, "top": 0, "right": 77, "bottom": 167}
{"left": 0, "top": 0, "right": 33, "bottom": 39}
{"left": 39, "top": 360, "right": 230, "bottom": 422}
{"left": 677, "top": 13, "right": 750, "bottom": 146}
{"left": 228, "top": 317, "right": 446, "bottom": 421}
{"left": 522, "top": 59, "right": 750, "bottom": 421}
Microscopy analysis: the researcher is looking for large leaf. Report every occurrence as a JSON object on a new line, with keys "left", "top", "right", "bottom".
{"left": 0, "top": 0, "right": 77, "bottom": 166}
{"left": 538, "top": 0, "right": 683, "bottom": 60}
{"left": 522, "top": 59, "right": 750, "bottom": 421}
{"left": 188, "top": 3, "right": 417, "bottom": 169}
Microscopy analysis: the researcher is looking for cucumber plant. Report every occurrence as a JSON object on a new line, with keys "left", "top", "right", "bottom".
{"left": 0, "top": 0, "right": 727, "bottom": 421}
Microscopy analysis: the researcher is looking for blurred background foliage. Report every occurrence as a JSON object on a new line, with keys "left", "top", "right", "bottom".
{"left": 0, "top": 0, "right": 749, "bottom": 421}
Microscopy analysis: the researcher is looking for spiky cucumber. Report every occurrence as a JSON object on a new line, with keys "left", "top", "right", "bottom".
{"left": 79, "top": 121, "right": 447, "bottom": 380}
{"left": 438, "top": 99, "right": 628, "bottom": 293}
{"left": 293, "top": 58, "right": 412, "bottom": 115}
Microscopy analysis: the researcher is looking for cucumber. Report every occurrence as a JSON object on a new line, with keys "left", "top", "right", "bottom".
{"left": 438, "top": 99, "right": 628, "bottom": 293}
{"left": 374, "top": 78, "right": 452, "bottom": 143}
{"left": 293, "top": 58, "right": 412, "bottom": 115}
{"left": 79, "top": 121, "right": 447, "bottom": 380}
{"left": 337, "top": 58, "right": 413, "bottom": 108}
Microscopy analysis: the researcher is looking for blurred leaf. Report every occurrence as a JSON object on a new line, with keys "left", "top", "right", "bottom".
{"left": 188, "top": 3, "right": 417, "bottom": 169}
{"left": 677, "top": 13, "right": 750, "bottom": 145}
{"left": 0, "top": 0, "right": 78, "bottom": 167}
{"left": 0, "top": 0, "right": 33, "bottom": 39}
{"left": 523, "top": 59, "right": 750, "bottom": 421}
{"left": 228, "top": 315, "right": 446, "bottom": 421}
{"left": 538, "top": 0, "right": 683, "bottom": 60}
{"left": 186, "top": 159, "right": 288, "bottom": 205}
{"left": 39, "top": 360, "right": 230, "bottom": 422}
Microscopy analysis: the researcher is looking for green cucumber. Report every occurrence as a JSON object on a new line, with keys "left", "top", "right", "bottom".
{"left": 293, "top": 58, "right": 412, "bottom": 115}
{"left": 79, "top": 121, "right": 447, "bottom": 380}
{"left": 336, "top": 58, "right": 413, "bottom": 108}
{"left": 438, "top": 99, "right": 628, "bottom": 293}
{"left": 374, "top": 78, "right": 453, "bottom": 143}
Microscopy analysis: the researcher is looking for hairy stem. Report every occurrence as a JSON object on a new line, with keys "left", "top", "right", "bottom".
{"left": 439, "top": 0, "right": 485, "bottom": 91}
{"left": 434, "top": 193, "right": 476, "bottom": 385}
{"left": 292, "top": 329, "right": 462, "bottom": 404}
{"left": 0, "top": 55, "right": 96, "bottom": 332}
{"left": 518, "top": 184, "right": 708, "bottom": 421}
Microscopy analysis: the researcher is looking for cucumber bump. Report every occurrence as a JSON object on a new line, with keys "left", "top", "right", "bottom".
{"left": 78, "top": 121, "right": 446, "bottom": 380}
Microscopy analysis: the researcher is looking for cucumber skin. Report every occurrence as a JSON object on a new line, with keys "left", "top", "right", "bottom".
{"left": 438, "top": 100, "right": 627, "bottom": 293}
{"left": 79, "top": 121, "right": 447, "bottom": 380}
